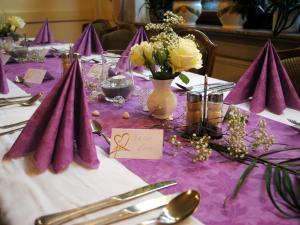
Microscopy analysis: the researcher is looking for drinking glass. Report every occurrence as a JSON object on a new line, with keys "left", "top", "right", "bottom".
{"left": 100, "top": 50, "right": 134, "bottom": 102}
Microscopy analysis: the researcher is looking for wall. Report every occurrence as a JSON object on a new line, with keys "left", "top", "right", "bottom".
{"left": 207, "top": 31, "right": 300, "bottom": 82}
{"left": 0, "top": 0, "right": 99, "bottom": 42}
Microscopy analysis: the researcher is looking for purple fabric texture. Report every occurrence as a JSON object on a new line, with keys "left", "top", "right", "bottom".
{"left": 225, "top": 40, "right": 300, "bottom": 114}
{"left": 3, "top": 58, "right": 300, "bottom": 225}
{"left": 34, "top": 19, "right": 55, "bottom": 44}
{"left": 4, "top": 59, "right": 99, "bottom": 173}
{"left": 114, "top": 27, "right": 148, "bottom": 74}
{"left": 0, "top": 54, "right": 9, "bottom": 94}
{"left": 72, "top": 23, "right": 103, "bottom": 56}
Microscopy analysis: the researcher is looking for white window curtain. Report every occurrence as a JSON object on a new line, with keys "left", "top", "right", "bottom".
{"left": 111, "top": 0, "right": 150, "bottom": 23}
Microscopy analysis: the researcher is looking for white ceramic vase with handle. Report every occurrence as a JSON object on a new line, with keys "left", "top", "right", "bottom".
{"left": 173, "top": 0, "right": 202, "bottom": 25}
{"left": 147, "top": 79, "right": 177, "bottom": 120}
{"left": 218, "top": 0, "right": 245, "bottom": 29}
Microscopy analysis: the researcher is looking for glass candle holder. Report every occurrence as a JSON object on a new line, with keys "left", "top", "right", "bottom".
{"left": 100, "top": 50, "right": 134, "bottom": 102}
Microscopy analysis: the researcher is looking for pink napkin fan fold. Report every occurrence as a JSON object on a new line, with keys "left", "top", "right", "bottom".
{"left": 34, "top": 19, "right": 55, "bottom": 44}
{"left": 0, "top": 54, "right": 9, "bottom": 94}
{"left": 72, "top": 23, "right": 103, "bottom": 56}
{"left": 114, "top": 27, "right": 148, "bottom": 74}
{"left": 225, "top": 40, "right": 300, "bottom": 114}
{"left": 4, "top": 59, "right": 99, "bottom": 173}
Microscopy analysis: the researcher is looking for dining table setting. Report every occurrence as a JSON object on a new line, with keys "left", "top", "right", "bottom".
{"left": 0, "top": 14, "right": 300, "bottom": 225}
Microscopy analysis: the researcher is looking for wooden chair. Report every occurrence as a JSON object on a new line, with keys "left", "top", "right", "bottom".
{"left": 177, "top": 28, "right": 217, "bottom": 76}
{"left": 277, "top": 47, "right": 300, "bottom": 97}
{"left": 101, "top": 24, "right": 137, "bottom": 50}
{"left": 82, "top": 19, "right": 117, "bottom": 40}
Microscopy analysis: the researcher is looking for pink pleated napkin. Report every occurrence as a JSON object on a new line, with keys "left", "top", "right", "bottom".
{"left": 4, "top": 59, "right": 100, "bottom": 173}
{"left": 0, "top": 54, "right": 9, "bottom": 94}
{"left": 34, "top": 19, "right": 55, "bottom": 44}
{"left": 225, "top": 40, "right": 300, "bottom": 114}
{"left": 114, "top": 27, "right": 148, "bottom": 74}
{"left": 72, "top": 23, "right": 103, "bottom": 56}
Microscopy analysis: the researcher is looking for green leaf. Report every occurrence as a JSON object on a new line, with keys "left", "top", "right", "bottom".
{"left": 274, "top": 167, "right": 296, "bottom": 208}
{"left": 265, "top": 165, "right": 296, "bottom": 217}
{"left": 224, "top": 159, "right": 257, "bottom": 207}
{"left": 178, "top": 73, "right": 189, "bottom": 85}
{"left": 259, "top": 148, "right": 300, "bottom": 158}
{"left": 283, "top": 170, "right": 300, "bottom": 210}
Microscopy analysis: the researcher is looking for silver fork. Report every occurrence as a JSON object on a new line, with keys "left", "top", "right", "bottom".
{"left": 287, "top": 119, "right": 300, "bottom": 127}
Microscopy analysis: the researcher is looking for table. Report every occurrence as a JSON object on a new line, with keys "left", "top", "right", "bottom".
{"left": 1, "top": 56, "right": 300, "bottom": 225}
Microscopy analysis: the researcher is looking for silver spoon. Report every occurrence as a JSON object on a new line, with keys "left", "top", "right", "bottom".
{"left": 14, "top": 76, "right": 31, "bottom": 87}
{"left": 139, "top": 189, "right": 200, "bottom": 225}
{"left": 91, "top": 120, "right": 111, "bottom": 145}
{"left": 0, "top": 92, "right": 43, "bottom": 107}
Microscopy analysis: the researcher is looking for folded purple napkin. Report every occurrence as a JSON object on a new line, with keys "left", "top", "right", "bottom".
{"left": 114, "top": 27, "right": 148, "bottom": 74}
{"left": 0, "top": 54, "right": 9, "bottom": 94}
{"left": 72, "top": 23, "right": 103, "bottom": 56}
{"left": 4, "top": 59, "right": 99, "bottom": 173}
{"left": 34, "top": 19, "right": 54, "bottom": 44}
{"left": 225, "top": 40, "right": 300, "bottom": 114}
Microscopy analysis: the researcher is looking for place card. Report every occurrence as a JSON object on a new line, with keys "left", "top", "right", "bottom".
{"left": 87, "top": 64, "right": 102, "bottom": 77}
{"left": 109, "top": 128, "right": 164, "bottom": 159}
{"left": 23, "top": 68, "right": 47, "bottom": 84}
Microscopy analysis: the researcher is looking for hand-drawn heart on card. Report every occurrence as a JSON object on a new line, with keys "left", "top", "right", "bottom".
{"left": 111, "top": 133, "right": 130, "bottom": 157}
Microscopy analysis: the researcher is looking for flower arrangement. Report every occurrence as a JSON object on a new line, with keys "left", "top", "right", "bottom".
{"left": 130, "top": 11, "right": 202, "bottom": 83}
{"left": 156, "top": 106, "right": 300, "bottom": 217}
{"left": 0, "top": 14, "right": 26, "bottom": 41}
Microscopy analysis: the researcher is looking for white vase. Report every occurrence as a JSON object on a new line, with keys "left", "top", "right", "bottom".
{"left": 147, "top": 79, "right": 177, "bottom": 120}
{"left": 273, "top": 9, "right": 300, "bottom": 33}
{"left": 173, "top": 0, "right": 202, "bottom": 25}
{"left": 218, "top": 0, "right": 245, "bottom": 29}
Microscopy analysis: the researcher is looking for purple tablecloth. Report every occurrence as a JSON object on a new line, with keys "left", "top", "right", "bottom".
{"left": 4, "top": 58, "right": 300, "bottom": 225}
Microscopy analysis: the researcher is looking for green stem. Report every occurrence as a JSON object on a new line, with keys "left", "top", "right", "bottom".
{"left": 247, "top": 155, "right": 299, "bottom": 175}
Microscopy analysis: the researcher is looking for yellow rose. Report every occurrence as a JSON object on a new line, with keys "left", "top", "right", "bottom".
{"left": 130, "top": 44, "right": 145, "bottom": 66}
{"left": 140, "top": 41, "right": 154, "bottom": 64}
{"left": 169, "top": 38, "right": 202, "bottom": 73}
{"left": 8, "top": 16, "right": 26, "bottom": 29}
{"left": 10, "top": 25, "right": 16, "bottom": 32}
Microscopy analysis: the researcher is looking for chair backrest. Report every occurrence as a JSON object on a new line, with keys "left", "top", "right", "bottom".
{"left": 102, "top": 29, "right": 135, "bottom": 50}
{"left": 82, "top": 20, "right": 117, "bottom": 40}
{"left": 177, "top": 28, "right": 217, "bottom": 76}
{"left": 277, "top": 47, "right": 300, "bottom": 97}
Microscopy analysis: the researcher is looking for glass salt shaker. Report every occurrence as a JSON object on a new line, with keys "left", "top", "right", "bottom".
{"left": 61, "top": 53, "right": 71, "bottom": 76}
{"left": 207, "top": 92, "right": 223, "bottom": 139}
{"left": 185, "top": 91, "right": 202, "bottom": 137}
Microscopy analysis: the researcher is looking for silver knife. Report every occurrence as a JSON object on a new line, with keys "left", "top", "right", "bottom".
{"left": 75, "top": 194, "right": 176, "bottom": 225}
{"left": 35, "top": 180, "right": 176, "bottom": 225}
{"left": 0, "top": 126, "right": 25, "bottom": 136}
{"left": 0, "top": 120, "right": 28, "bottom": 129}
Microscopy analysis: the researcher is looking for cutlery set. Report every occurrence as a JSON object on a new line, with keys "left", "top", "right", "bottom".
{"left": 0, "top": 94, "right": 42, "bottom": 136}
{"left": 0, "top": 93, "right": 42, "bottom": 108}
{"left": 175, "top": 82, "right": 235, "bottom": 93}
{"left": 34, "top": 181, "right": 200, "bottom": 225}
